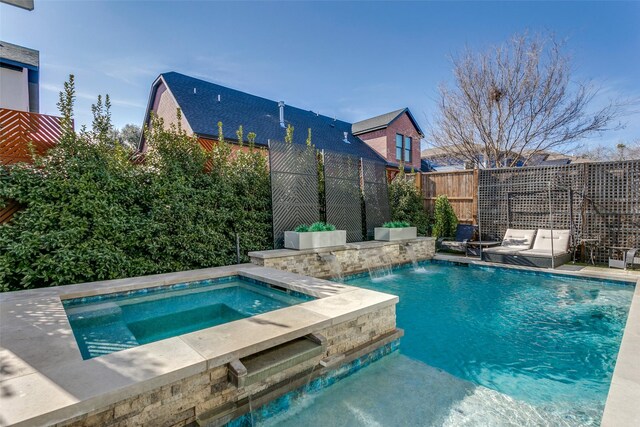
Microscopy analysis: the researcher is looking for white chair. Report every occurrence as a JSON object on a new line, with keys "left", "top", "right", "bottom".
{"left": 516, "top": 229, "right": 572, "bottom": 268}
{"left": 609, "top": 248, "right": 639, "bottom": 270}
{"left": 482, "top": 229, "right": 536, "bottom": 262}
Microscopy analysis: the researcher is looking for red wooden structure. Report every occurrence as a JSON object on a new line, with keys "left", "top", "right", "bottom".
{"left": 0, "top": 108, "right": 63, "bottom": 165}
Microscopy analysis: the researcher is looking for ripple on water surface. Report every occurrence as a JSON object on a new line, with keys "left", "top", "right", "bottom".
{"left": 259, "top": 353, "right": 601, "bottom": 427}
{"left": 341, "top": 262, "right": 633, "bottom": 424}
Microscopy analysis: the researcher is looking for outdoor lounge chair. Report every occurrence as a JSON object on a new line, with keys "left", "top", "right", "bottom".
{"left": 516, "top": 229, "right": 572, "bottom": 268}
{"left": 609, "top": 248, "right": 639, "bottom": 270}
{"left": 481, "top": 229, "right": 536, "bottom": 262}
{"left": 438, "top": 224, "right": 478, "bottom": 253}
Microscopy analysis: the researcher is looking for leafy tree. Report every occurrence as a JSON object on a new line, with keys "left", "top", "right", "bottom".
{"left": 0, "top": 76, "right": 272, "bottom": 291}
{"left": 110, "top": 124, "right": 142, "bottom": 149}
{"left": 430, "top": 33, "right": 627, "bottom": 168}
{"left": 431, "top": 195, "right": 458, "bottom": 238}
{"left": 387, "top": 173, "right": 430, "bottom": 235}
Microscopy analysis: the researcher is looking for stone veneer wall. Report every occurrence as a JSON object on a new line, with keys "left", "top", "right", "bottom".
{"left": 57, "top": 306, "right": 396, "bottom": 427}
{"left": 250, "top": 238, "right": 435, "bottom": 278}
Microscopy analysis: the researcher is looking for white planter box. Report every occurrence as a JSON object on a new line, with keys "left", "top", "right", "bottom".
{"left": 374, "top": 227, "right": 417, "bottom": 241}
{"left": 284, "top": 230, "right": 347, "bottom": 250}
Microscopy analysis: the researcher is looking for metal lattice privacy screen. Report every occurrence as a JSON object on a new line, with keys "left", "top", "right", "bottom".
{"left": 323, "top": 150, "right": 363, "bottom": 242}
{"left": 478, "top": 160, "right": 640, "bottom": 263}
{"left": 269, "top": 141, "right": 320, "bottom": 248}
{"left": 362, "top": 158, "right": 391, "bottom": 238}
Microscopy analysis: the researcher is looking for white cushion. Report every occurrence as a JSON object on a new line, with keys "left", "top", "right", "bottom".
{"left": 531, "top": 229, "right": 571, "bottom": 253}
{"left": 483, "top": 246, "right": 521, "bottom": 254}
{"left": 500, "top": 229, "right": 536, "bottom": 250}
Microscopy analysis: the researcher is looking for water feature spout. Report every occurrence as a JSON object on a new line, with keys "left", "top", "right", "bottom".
{"left": 318, "top": 252, "right": 344, "bottom": 282}
{"left": 402, "top": 243, "right": 425, "bottom": 272}
{"left": 366, "top": 251, "right": 394, "bottom": 280}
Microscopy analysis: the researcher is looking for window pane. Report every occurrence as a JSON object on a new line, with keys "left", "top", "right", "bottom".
{"left": 404, "top": 136, "right": 412, "bottom": 162}
{"left": 396, "top": 134, "right": 403, "bottom": 161}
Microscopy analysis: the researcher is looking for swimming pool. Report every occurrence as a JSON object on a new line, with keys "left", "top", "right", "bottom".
{"left": 244, "top": 261, "right": 634, "bottom": 426}
{"left": 63, "top": 276, "right": 313, "bottom": 359}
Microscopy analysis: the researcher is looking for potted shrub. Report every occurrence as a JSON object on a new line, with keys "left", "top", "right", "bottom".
{"left": 374, "top": 221, "right": 417, "bottom": 241}
{"left": 284, "top": 222, "right": 347, "bottom": 250}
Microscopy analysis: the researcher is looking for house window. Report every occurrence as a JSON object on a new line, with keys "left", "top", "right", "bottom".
{"left": 395, "top": 133, "right": 412, "bottom": 163}
{"left": 404, "top": 136, "right": 412, "bottom": 162}
{"left": 395, "top": 134, "right": 403, "bottom": 161}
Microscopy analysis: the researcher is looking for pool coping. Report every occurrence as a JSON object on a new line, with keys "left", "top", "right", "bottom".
{"left": 434, "top": 253, "right": 640, "bottom": 426}
{"left": 248, "top": 237, "right": 435, "bottom": 260}
{"left": 0, "top": 264, "right": 398, "bottom": 427}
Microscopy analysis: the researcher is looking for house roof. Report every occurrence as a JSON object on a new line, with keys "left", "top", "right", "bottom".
{"left": 144, "top": 72, "right": 386, "bottom": 162}
{"left": 0, "top": 40, "right": 38, "bottom": 69}
{"left": 352, "top": 108, "right": 424, "bottom": 137}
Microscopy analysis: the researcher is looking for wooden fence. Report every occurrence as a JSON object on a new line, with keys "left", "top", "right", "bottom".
{"left": 0, "top": 108, "right": 63, "bottom": 165}
{"left": 1, "top": 108, "right": 64, "bottom": 223}
{"left": 419, "top": 170, "right": 477, "bottom": 224}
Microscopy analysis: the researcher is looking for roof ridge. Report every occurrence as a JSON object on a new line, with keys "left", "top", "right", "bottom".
{"left": 161, "top": 71, "right": 353, "bottom": 126}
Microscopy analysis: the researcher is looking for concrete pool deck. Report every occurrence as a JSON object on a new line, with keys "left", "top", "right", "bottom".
{"left": 0, "top": 264, "right": 399, "bottom": 426}
{"left": 435, "top": 253, "right": 640, "bottom": 426}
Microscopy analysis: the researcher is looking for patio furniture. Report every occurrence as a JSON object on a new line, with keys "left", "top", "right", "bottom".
{"left": 609, "top": 247, "right": 639, "bottom": 270}
{"left": 578, "top": 238, "right": 600, "bottom": 265}
{"left": 514, "top": 229, "right": 572, "bottom": 268}
{"left": 466, "top": 240, "right": 501, "bottom": 257}
{"left": 438, "top": 224, "right": 478, "bottom": 254}
{"left": 481, "top": 229, "right": 537, "bottom": 263}
{"left": 482, "top": 229, "right": 572, "bottom": 268}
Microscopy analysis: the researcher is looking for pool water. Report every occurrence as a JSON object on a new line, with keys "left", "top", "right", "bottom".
{"left": 249, "top": 262, "right": 634, "bottom": 426}
{"left": 63, "top": 277, "right": 312, "bottom": 359}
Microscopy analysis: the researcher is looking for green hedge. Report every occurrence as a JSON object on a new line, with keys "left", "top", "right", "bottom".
{"left": 387, "top": 173, "right": 430, "bottom": 235}
{"left": 0, "top": 91, "right": 271, "bottom": 291}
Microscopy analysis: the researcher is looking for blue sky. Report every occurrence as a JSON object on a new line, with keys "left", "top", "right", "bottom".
{"left": 1, "top": 0, "right": 638, "bottom": 150}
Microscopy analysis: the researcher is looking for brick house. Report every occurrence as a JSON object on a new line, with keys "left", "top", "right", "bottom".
{"left": 352, "top": 108, "right": 425, "bottom": 176}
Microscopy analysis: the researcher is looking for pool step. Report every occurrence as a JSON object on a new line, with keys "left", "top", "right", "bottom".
{"left": 228, "top": 333, "right": 326, "bottom": 388}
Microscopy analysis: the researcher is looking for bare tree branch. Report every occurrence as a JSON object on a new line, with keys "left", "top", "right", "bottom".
{"left": 429, "top": 33, "right": 630, "bottom": 168}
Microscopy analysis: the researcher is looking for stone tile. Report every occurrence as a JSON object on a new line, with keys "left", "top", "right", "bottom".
{"left": 180, "top": 305, "right": 330, "bottom": 368}
{"left": 0, "top": 296, "right": 82, "bottom": 371}
{"left": 301, "top": 289, "right": 398, "bottom": 326}
{"left": 602, "top": 376, "right": 640, "bottom": 426}
{"left": 0, "top": 348, "right": 37, "bottom": 381}
{"left": 237, "top": 267, "right": 354, "bottom": 297}
{"left": 602, "top": 282, "right": 640, "bottom": 426}
{"left": 0, "top": 371, "right": 78, "bottom": 426}
{"left": 39, "top": 337, "right": 206, "bottom": 402}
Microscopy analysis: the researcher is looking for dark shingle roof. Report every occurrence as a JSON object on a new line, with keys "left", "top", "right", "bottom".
{"left": 352, "top": 108, "right": 424, "bottom": 137}
{"left": 0, "top": 40, "right": 38, "bottom": 69}
{"left": 154, "top": 72, "right": 386, "bottom": 161}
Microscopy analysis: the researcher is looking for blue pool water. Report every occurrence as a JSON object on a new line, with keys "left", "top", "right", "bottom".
{"left": 63, "top": 276, "right": 312, "bottom": 359}
{"left": 246, "top": 262, "right": 634, "bottom": 426}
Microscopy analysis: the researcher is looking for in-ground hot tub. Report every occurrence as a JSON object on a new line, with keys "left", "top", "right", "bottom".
{"left": 63, "top": 275, "right": 314, "bottom": 359}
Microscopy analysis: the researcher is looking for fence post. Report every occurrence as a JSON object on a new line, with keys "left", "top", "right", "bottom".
{"left": 473, "top": 168, "right": 479, "bottom": 224}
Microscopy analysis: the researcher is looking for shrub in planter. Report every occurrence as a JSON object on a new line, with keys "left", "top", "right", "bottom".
{"left": 375, "top": 221, "right": 417, "bottom": 241}
{"left": 382, "top": 221, "right": 410, "bottom": 228}
{"left": 295, "top": 222, "right": 336, "bottom": 233}
{"left": 285, "top": 222, "right": 345, "bottom": 250}
{"left": 388, "top": 173, "right": 430, "bottom": 235}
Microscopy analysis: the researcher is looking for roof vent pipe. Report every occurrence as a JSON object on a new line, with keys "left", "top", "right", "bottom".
{"left": 193, "top": 88, "right": 197, "bottom": 94}
{"left": 343, "top": 132, "right": 350, "bottom": 144}
{"left": 217, "top": 94, "right": 221, "bottom": 102}
{"left": 278, "top": 101, "right": 285, "bottom": 128}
